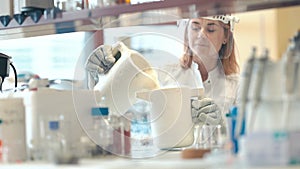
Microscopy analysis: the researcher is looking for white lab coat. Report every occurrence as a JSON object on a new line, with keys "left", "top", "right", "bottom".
{"left": 158, "top": 62, "right": 239, "bottom": 115}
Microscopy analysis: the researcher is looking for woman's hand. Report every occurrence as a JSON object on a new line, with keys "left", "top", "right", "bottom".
{"left": 191, "top": 97, "right": 222, "bottom": 125}
{"left": 85, "top": 41, "right": 126, "bottom": 89}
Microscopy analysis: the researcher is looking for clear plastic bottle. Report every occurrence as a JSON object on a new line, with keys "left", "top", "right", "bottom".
{"left": 44, "top": 121, "right": 68, "bottom": 162}
{"left": 91, "top": 107, "right": 113, "bottom": 155}
{"left": 129, "top": 101, "right": 153, "bottom": 158}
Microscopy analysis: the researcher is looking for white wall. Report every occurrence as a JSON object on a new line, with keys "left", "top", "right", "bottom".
{"left": 235, "top": 6, "right": 300, "bottom": 70}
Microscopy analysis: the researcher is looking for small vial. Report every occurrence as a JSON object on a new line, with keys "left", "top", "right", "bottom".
{"left": 110, "top": 115, "right": 131, "bottom": 156}
{"left": 199, "top": 124, "right": 223, "bottom": 149}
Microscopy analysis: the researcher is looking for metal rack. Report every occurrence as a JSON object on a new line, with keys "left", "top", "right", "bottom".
{"left": 0, "top": 0, "right": 300, "bottom": 40}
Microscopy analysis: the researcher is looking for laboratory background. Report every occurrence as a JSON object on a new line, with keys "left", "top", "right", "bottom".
{"left": 1, "top": 0, "right": 300, "bottom": 168}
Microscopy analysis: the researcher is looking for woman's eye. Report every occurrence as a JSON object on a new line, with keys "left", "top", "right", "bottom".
{"left": 206, "top": 25, "right": 218, "bottom": 33}
{"left": 190, "top": 23, "right": 201, "bottom": 31}
{"left": 191, "top": 26, "right": 201, "bottom": 31}
{"left": 207, "top": 28, "right": 215, "bottom": 33}
{"left": 192, "top": 28, "right": 200, "bottom": 31}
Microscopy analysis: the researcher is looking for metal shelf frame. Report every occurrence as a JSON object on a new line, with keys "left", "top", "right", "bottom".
{"left": 1, "top": 0, "right": 300, "bottom": 40}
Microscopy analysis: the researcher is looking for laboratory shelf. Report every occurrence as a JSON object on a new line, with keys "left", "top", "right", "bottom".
{"left": 1, "top": 0, "right": 300, "bottom": 40}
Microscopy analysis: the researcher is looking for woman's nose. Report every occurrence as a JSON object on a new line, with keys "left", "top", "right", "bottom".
{"left": 197, "top": 30, "right": 206, "bottom": 39}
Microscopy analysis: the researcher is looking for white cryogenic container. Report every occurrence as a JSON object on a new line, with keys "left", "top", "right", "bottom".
{"left": 23, "top": 88, "right": 100, "bottom": 160}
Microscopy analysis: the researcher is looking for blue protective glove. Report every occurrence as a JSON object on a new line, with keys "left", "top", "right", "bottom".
{"left": 191, "top": 97, "right": 222, "bottom": 125}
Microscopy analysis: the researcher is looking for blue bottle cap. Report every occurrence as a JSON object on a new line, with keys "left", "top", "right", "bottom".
{"left": 49, "top": 121, "right": 59, "bottom": 130}
{"left": 91, "top": 107, "right": 109, "bottom": 116}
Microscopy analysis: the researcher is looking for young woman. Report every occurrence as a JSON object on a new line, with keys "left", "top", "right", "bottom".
{"left": 181, "top": 16, "right": 240, "bottom": 126}
{"left": 85, "top": 15, "right": 240, "bottom": 127}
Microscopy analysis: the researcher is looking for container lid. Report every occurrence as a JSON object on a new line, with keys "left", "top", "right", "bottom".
{"left": 0, "top": 97, "right": 24, "bottom": 106}
{"left": 91, "top": 107, "right": 109, "bottom": 116}
{"left": 49, "top": 121, "right": 59, "bottom": 130}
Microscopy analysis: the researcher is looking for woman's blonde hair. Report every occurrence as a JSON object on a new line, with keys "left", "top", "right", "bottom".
{"left": 180, "top": 19, "right": 239, "bottom": 75}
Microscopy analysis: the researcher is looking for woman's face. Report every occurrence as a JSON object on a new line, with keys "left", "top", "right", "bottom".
{"left": 188, "top": 18, "right": 226, "bottom": 64}
{"left": 188, "top": 18, "right": 226, "bottom": 52}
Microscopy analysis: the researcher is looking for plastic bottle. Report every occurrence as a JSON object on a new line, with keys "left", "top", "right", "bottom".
{"left": 130, "top": 101, "right": 154, "bottom": 158}
{"left": 91, "top": 106, "right": 113, "bottom": 155}
{"left": 44, "top": 121, "right": 68, "bottom": 162}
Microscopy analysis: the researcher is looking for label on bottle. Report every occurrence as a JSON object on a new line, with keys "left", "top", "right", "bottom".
{"left": 0, "top": 140, "right": 2, "bottom": 162}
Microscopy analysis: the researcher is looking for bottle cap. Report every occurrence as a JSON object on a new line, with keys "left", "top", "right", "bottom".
{"left": 91, "top": 107, "right": 109, "bottom": 116}
{"left": 49, "top": 121, "right": 59, "bottom": 130}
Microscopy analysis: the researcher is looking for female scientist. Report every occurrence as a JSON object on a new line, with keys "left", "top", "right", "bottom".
{"left": 85, "top": 15, "right": 240, "bottom": 128}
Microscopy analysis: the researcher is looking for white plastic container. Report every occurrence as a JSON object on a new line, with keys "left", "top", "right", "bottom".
{"left": 0, "top": 97, "right": 27, "bottom": 163}
{"left": 136, "top": 87, "right": 204, "bottom": 149}
{"left": 94, "top": 42, "right": 160, "bottom": 116}
{"left": 22, "top": 88, "right": 100, "bottom": 160}
{"left": 0, "top": 0, "right": 13, "bottom": 16}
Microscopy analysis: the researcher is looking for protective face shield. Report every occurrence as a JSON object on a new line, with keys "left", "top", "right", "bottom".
{"left": 187, "top": 18, "right": 225, "bottom": 72}
{"left": 184, "top": 15, "right": 239, "bottom": 71}
{"left": 202, "top": 15, "right": 239, "bottom": 59}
